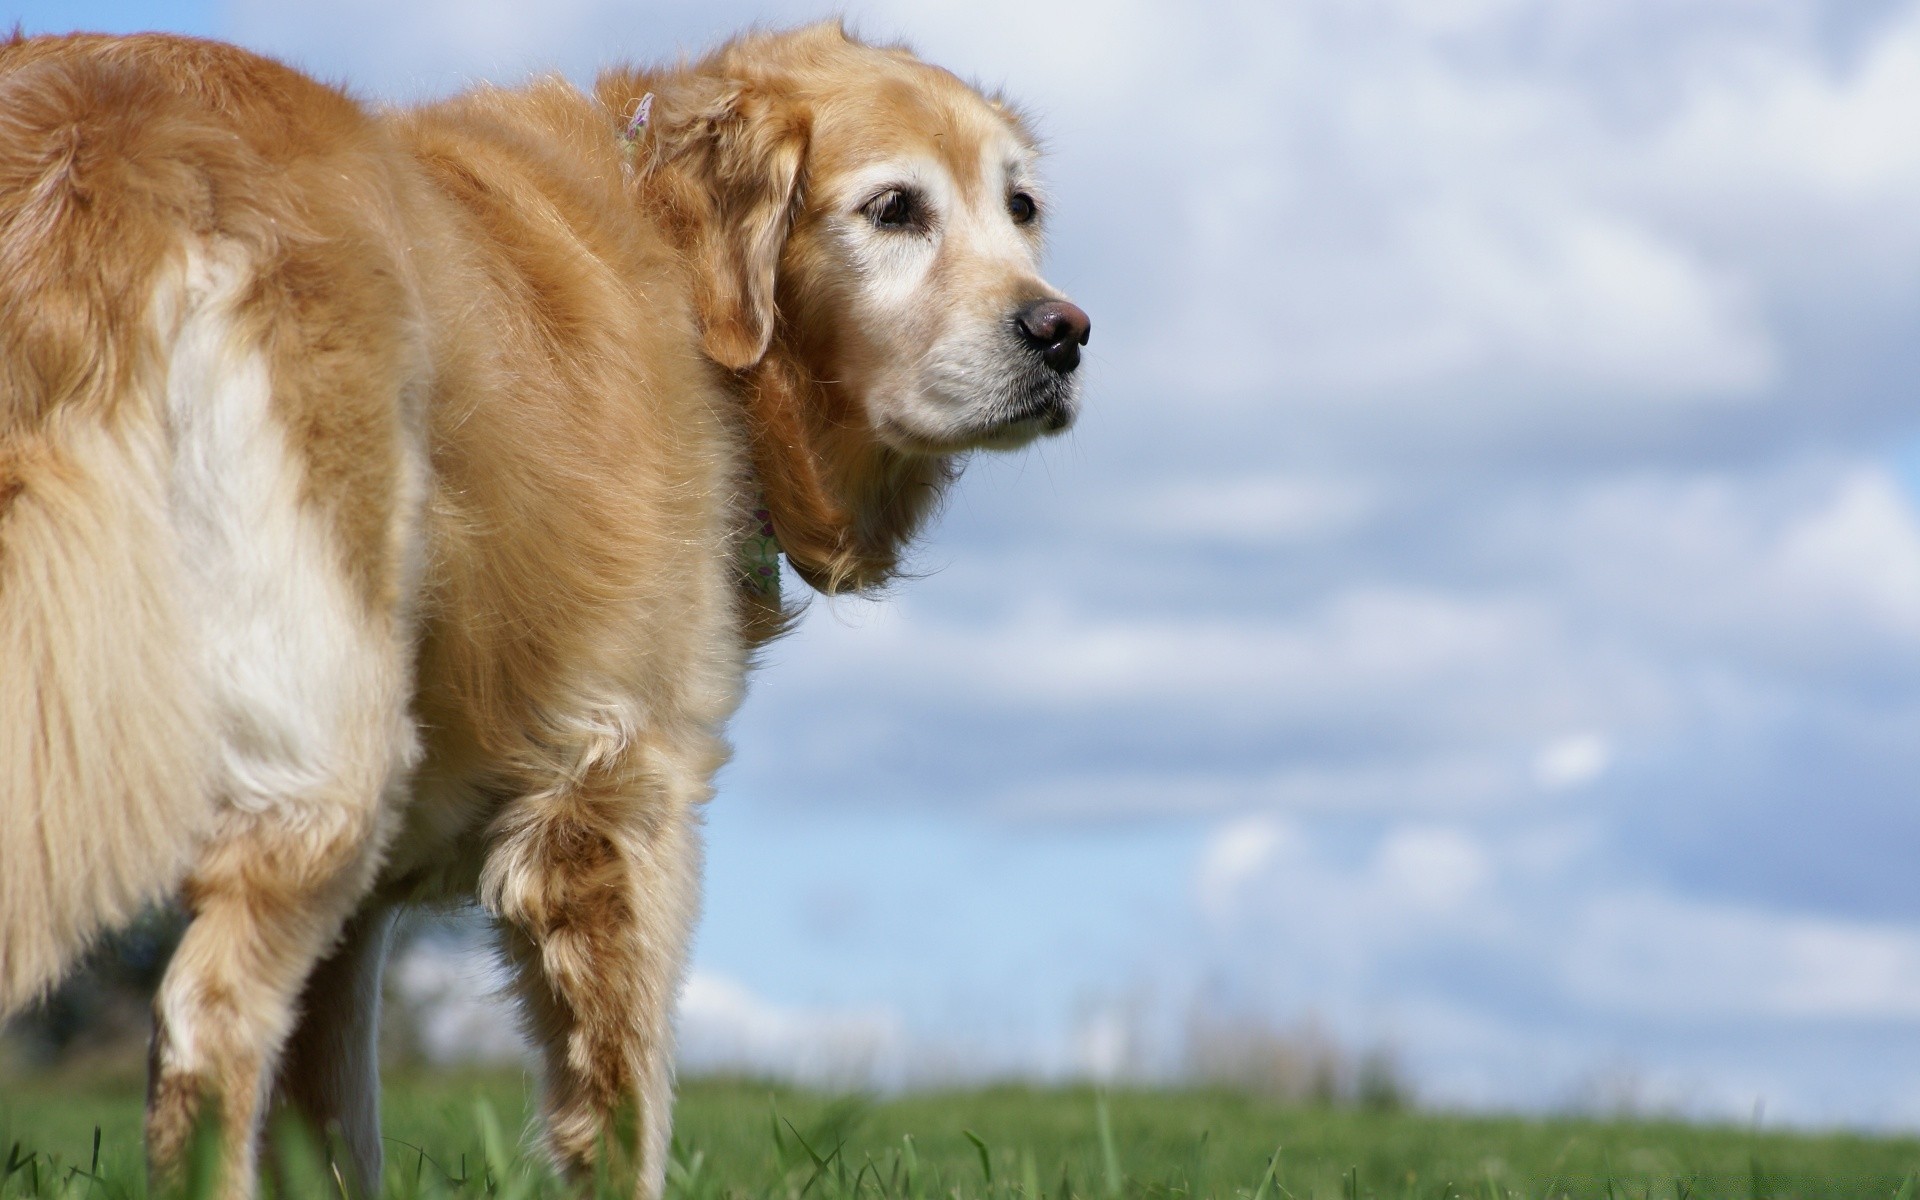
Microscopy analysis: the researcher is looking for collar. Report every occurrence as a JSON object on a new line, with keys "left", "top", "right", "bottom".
{"left": 740, "top": 489, "right": 783, "bottom": 600}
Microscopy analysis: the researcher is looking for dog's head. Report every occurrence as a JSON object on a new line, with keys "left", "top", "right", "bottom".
{"left": 621, "top": 24, "right": 1087, "bottom": 590}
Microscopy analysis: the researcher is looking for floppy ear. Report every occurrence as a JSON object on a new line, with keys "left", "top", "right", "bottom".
{"left": 645, "top": 80, "right": 808, "bottom": 370}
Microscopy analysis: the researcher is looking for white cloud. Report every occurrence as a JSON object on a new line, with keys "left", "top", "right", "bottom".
{"left": 228, "top": 0, "right": 655, "bottom": 99}
{"left": 1123, "top": 476, "right": 1377, "bottom": 544}
{"left": 1070, "top": 1006, "right": 1141, "bottom": 1082}
{"left": 1637, "top": 6, "right": 1920, "bottom": 274}
{"left": 1196, "top": 815, "right": 1292, "bottom": 918}
{"left": 742, "top": 459, "right": 1920, "bottom": 838}
{"left": 1374, "top": 825, "right": 1492, "bottom": 912}
{"left": 785, "top": 590, "right": 1556, "bottom": 712}
{"left": 1190, "top": 815, "right": 1920, "bottom": 1119}
{"left": 1533, "top": 732, "right": 1612, "bottom": 791}
{"left": 1769, "top": 471, "right": 1920, "bottom": 638}
{"left": 1566, "top": 891, "right": 1920, "bottom": 1023}
{"left": 1121, "top": 2, "right": 1783, "bottom": 407}
{"left": 387, "top": 929, "right": 911, "bottom": 1084}
{"left": 678, "top": 972, "right": 906, "bottom": 1086}
{"left": 1408, "top": 201, "right": 1773, "bottom": 399}
{"left": 387, "top": 933, "right": 526, "bottom": 1066}
{"left": 1534, "top": 465, "right": 1920, "bottom": 662}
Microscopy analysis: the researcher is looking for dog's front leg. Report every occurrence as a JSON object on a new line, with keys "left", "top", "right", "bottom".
{"left": 481, "top": 740, "right": 708, "bottom": 1200}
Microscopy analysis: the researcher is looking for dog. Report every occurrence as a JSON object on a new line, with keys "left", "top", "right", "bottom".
{"left": 0, "top": 22, "right": 1087, "bottom": 1198}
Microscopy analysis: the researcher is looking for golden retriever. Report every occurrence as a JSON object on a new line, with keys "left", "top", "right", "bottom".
{"left": 0, "top": 22, "right": 1087, "bottom": 1198}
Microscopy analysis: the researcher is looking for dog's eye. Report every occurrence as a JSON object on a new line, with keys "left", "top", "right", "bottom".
{"left": 1008, "top": 192, "right": 1037, "bottom": 225}
{"left": 867, "top": 189, "right": 917, "bottom": 229}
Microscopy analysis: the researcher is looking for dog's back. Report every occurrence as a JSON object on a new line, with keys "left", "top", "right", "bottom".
{"left": 0, "top": 34, "right": 427, "bottom": 1014}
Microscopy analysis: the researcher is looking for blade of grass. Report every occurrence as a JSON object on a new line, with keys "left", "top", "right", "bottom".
{"left": 270, "top": 1112, "right": 332, "bottom": 1200}
{"left": 382, "top": 1137, "right": 453, "bottom": 1186}
{"left": 3, "top": 1144, "right": 28, "bottom": 1190}
{"left": 964, "top": 1131, "right": 993, "bottom": 1188}
{"left": 1251, "top": 1146, "right": 1283, "bottom": 1200}
{"left": 770, "top": 1100, "right": 791, "bottom": 1169}
{"left": 856, "top": 1154, "right": 881, "bottom": 1200}
{"left": 473, "top": 1099, "right": 511, "bottom": 1195}
{"left": 783, "top": 1120, "right": 830, "bottom": 1173}
{"left": 181, "top": 1102, "right": 225, "bottom": 1200}
{"left": 1093, "top": 1096, "right": 1121, "bottom": 1200}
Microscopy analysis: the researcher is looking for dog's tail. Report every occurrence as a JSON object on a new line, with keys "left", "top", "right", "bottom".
{"left": 0, "top": 51, "right": 216, "bottom": 1015}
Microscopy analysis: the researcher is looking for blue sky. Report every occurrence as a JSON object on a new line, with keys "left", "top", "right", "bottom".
{"left": 21, "top": 0, "right": 1920, "bottom": 1127}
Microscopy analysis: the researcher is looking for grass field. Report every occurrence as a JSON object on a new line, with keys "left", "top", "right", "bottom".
{"left": 4, "top": 1072, "right": 1918, "bottom": 1200}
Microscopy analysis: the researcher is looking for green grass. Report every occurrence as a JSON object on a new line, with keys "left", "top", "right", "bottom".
{"left": 3, "top": 1072, "right": 1918, "bottom": 1200}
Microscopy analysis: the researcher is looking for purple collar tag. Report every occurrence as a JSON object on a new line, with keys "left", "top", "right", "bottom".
{"left": 620, "top": 93, "right": 654, "bottom": 149}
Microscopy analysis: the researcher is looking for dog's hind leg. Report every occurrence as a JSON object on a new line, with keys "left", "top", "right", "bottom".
{"left": 145, "top": 760, "right": 408, "bottom": 1198}
{"left": 271, "top": 903, "right": 398, "bottom": 1198}
{"left": 482, "top": 726, "right": 718, "bottom": 1200}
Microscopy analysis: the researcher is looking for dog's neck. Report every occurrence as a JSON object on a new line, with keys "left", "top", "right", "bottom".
{"left": 740, "top": 349, "right": 957, "bottom": 595}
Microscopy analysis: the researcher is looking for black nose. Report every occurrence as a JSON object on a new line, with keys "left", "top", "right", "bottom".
{"left": 1015, "top": 299, "right": 1092, "bottom": 374}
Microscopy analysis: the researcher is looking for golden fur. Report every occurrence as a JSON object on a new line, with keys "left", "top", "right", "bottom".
{"left": 0, "top": 21, "right": 1085, "bottom": 1200}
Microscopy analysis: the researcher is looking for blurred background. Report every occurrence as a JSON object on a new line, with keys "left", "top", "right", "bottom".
{"left": 9, "top": 0, "right": 1920, "bottom": 1131}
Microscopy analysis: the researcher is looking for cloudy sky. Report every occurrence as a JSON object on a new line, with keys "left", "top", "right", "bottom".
{"left": 19, "top": 0, "right": 1920, "bottom": 1127}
